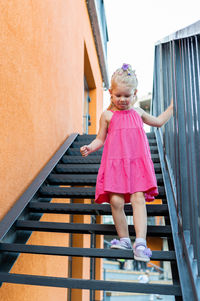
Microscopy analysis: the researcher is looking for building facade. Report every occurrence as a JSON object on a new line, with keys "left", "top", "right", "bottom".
{"left": 0, "top": 1, "right": 108, "bottom": 301}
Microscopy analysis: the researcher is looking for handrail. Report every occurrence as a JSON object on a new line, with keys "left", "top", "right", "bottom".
{"left": 156, "top": 20, "right": 200, "bottom": 45}
{"left": 152, "top": 20, "right": 200, "bottom": 300}
{"left": 0, "top": 133, "right": 78, "bottom": 241}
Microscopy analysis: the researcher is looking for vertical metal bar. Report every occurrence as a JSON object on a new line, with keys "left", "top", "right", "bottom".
{"left": 155, "top": 45, "right": 161, "bottom": 117}
{"left": 153, "top": 46, "right": 159, "bottom": 117}
{"left": 68, "top": 200, "right": 73, "bottom": 301}
{"left": 151, "top": 47, "right": 157, "bottom": 117}
{"left": 194, "top": 35, "right": 200, "bottom": 276}
{"left": 182, "top": 38, "right": 194, "bottom": 242}
{"left": 162, "top": 44, "right": 168, "bottom": 153}
{"left": 163, "top": 44, "right": 169, "bottom": 158}
{"left": 172, "top": 40, "right": 182, "bottom": 218}
{"left": 103, "top": 268, "right": 106, "bottom": 301}
{"left": 175, "top": 39, "right": 191, "bottom": 231}
{"left": 167, "top": 43, "right": 174, "bottom": 179}
{"left": 169, "top": 41, "right": 176, "bottom": 184}
{"left": 189, "top": 36, "right": 200, "bottom": 265}
{"left": 159, "top": 44, "right": 164, "bottom": 138}
{"left": 90, "top": 216, "right": 93, "bottom": 301}
{"left": 164, "top": 43, "right": 175, "bottom": 190}
{"left": 186, "top": 37, "right": 197, "bottom": 247}
{"left": 90, "top": 215, "right": 96, "bottom": 301}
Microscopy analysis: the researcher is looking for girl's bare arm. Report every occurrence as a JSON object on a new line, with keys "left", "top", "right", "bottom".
{"left": 138, "top": 98, "right": 173, "bottom": 128}
{"left": 89, "top": 111, "right": 108, "bottom": 151}
{"left": 80, "top": 111, "right": 108, "bottom": 156}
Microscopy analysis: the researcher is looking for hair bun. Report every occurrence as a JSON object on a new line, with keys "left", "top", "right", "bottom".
{"left": 110, "top": 64, "right": 138, "bottom": 90}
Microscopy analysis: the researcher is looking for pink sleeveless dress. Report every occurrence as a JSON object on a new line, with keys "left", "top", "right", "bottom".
{"left": 95, "top": 108, "right": 158, "bottom": 204}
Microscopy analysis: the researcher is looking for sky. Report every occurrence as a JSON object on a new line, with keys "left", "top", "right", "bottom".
{"left": 103, "top": 0, "right": 200, "bottom": 108}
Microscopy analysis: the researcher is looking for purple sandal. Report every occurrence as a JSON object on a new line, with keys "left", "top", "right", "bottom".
{"left": 133, "top": 242, "right": 152, "bottom": 262}
{"left": 110, "top": 239, "right": 132, "bottom": 250}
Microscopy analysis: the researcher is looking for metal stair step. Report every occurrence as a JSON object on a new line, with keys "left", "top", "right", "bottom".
{"left": 72, "top": 139, "right": 157, "bottom": 148}
{"left": 0, "top": 272, "right": 181, "bottom": 295}
{"left": 39, "top": 186, "right": 165, "bottom": 199}
{"left": 15, "top": 221, "right": 172, "bottom": 237}
{"left": 55, "top": 163, "right": 162, "bottom": 174}
{"left": 0, "top": 243, "right": 176, "bottom": 261}
{"left": 56, "top": 163, "right": 101, "bottom": 173}
{"left": 61, "top": 154, "right": 160, "bottom": 164}
{"left": 47, "top": 173, "right": 164, "bottom": 185}
{"left": 76, "top": 134, "right": 98, "bottom": 141}
{"left": 67, "top": 146, "right": 158, "bottom": 156}
{"left": 48, "top": 173, "right": 98, "bottom": 185}
{"left": 28, "top": 202, "right": 169, "bottom": 216}
{"left": 105, "top": 290, "right": 174, "bottom": 298}
{"left": 76, "top": 132, "right": 156, "bottom": 142}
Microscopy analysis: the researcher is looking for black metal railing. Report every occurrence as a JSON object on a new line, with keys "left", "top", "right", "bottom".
{"left": 151, "top": 20, "right": 200, "bottom": 300}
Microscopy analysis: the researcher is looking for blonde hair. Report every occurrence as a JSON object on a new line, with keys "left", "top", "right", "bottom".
{"left": 107, "top": 64, "right": 138, "bottom": 110}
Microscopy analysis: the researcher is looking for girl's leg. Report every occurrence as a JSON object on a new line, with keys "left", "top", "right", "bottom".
{"left": 130, "top": 192, "right": 147, "bottom": 239}
{"left": 130, "top": 192, "right": 152, "bottom": 261}
{"left": 109, "top": 192, "right": 129, "bottom": 238}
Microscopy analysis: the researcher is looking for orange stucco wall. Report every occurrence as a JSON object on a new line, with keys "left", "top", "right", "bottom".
{"left": 147, "top": 198, "right": 163, "bottom": 268}
{"left": 0, "top": 0, "right": 104, "bottom": 300}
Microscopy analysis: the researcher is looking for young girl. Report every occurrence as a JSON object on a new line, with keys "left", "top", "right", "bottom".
{"left": 80, "top": 63, "right": 173, "bottom": 262}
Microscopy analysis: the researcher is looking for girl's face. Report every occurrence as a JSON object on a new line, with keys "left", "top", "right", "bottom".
{"left": 109, "top": 83, "right": 137, "bottom": 111}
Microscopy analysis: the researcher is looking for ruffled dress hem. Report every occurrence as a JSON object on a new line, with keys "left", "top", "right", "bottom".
{"left": 95, "top": 186, "right": 158, "bottom": 204}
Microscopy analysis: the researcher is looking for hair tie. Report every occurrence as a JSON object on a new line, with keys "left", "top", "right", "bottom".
{"left": 122, "top": 63, "right": 129, "bottom": 71}
{"left": 121, "top": 63, "right": 135, "bottom": 76}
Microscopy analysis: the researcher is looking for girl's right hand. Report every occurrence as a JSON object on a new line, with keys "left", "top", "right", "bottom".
{"left": 80, "top": 145, "right": 92, "bottom": 157}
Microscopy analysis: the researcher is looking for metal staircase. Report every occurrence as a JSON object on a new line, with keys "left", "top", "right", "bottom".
{"left": 0, "top": 132, "right": 184, "bottom": 300}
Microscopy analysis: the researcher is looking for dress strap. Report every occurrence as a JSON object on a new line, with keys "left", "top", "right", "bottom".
{"left": 108, "top": 109, "right": 114, "bottom": 112}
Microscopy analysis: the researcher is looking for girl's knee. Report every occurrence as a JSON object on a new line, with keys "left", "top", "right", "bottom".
{"left": 130, "top": 192, "right": 145, "bottom": 205}
{"left": 109, "top": 193, "right": 125, "bottom": 210}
